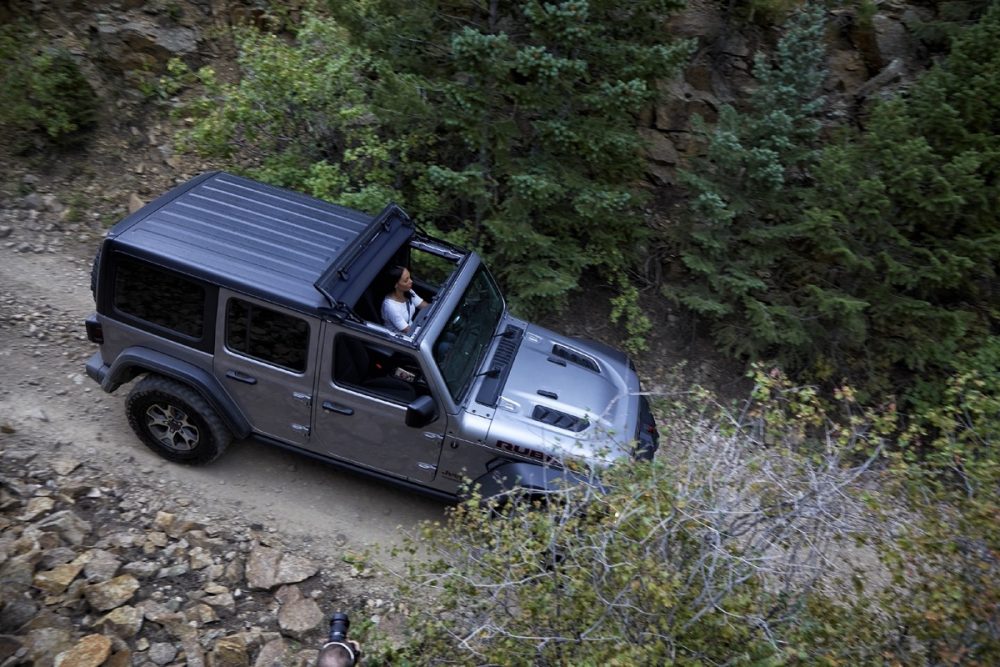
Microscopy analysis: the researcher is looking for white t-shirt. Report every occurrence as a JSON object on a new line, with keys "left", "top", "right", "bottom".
{"left": 382, "top": 292, "right": 424, "bottom": 332}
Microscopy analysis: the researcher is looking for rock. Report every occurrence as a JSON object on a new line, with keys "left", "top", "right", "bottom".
{"left": 95, "top": 17, "right": 198, "bottom": 73}
{"left": 32, "top": 554, "right": 88, "bottom": 594}
{"left": 639, "top": 128, "right": 680, "bottom": 166}
{"left": 153, "top": 512, "right": 177, "bottom": 533}
{"left": 98, "top": 605, "right": 144, "bottom": 638}
{"left": 668, "top": 0, "right": 725, "bottom": 42}
{"left": 105, "top": 649, "right": 133, "bottom": 667}
{"left": 83, "top": 548, "right": 122, "bottom": 582}
{"left": 51, "top": 458, "right": 82, "bottom": 476}
{"left": 872, "top": 14, "right": 916, "bottom": 68}
{"left": 203, "top": 591, "right": 236, "bottom": 617}
{"left": 253, "top": 638, "right": 291, "bottom": 667}
{"left": 157, "top": 563, "right": 190, "bottom": 578}
{"left": 0, "top": 226, "right": 11, "bottom": 239}
{"left": 35, "top": 510, "right": 92, "bottom": 546}
{"left": 54, "top": 633, "right": 112, "bottom": 667}
{"left": 19, "top": 496, "right": 55, "bottom": 521}
{"left": 21, "top": 193, "right": 44, "bottom": 210}
{"left": 40, "top": 546, "right": 78, "bottom": 570}
{"left": 0, "top": 634, "right": 22, "bottom": 662}
{"left": 190, "top": 546, "right": 214, "bottom": 570}
{"left": 246, "top": 545, "right": 318, "bottom": 590}
{"left": 208, "top": 634, "right": 249, "bottom": 667}
{"left": 0, "top": 598, "right": 38, "bottom": 632}
{"left": 186, "top": 602, "right": 218, "bottom": 625}
{"left": 121, "top": 559, "right": 159, "bottom": 579}
{"left": 180, "top": 631, "right": 206, "bottom": 667}
{"left": 277, "top": 596, "right": 323, "bottom": 641}
{"left": 275, "top": 584, "right": 303, "bottom": 604}
{"left": 83, "top": 574, "right": 140, "bottom": 611}
{"left": 148, "top": 641, "right": 178, "bottom": 666}
{"left": 21, "top": 627, "right": 75, "bottom": 666}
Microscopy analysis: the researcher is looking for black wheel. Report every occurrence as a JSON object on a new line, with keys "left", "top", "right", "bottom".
{"left": 125, "top": 376, "right": 232, "bottom": 464}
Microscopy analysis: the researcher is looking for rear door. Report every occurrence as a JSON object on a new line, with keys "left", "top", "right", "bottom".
{"left": 309, "top": 324, "right": 446, "bottom": 482}
{"left": 213, "top": 290, "right": 317, "bottom": 445}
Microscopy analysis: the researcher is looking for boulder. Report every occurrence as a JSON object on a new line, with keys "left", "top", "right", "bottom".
{"left": 246, "top": 545, "right": 317, "bottom": 591}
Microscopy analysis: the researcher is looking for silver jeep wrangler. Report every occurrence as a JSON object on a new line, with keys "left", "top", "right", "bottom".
{"left": 84, "top": 172, "right": 657, "bottom": 501}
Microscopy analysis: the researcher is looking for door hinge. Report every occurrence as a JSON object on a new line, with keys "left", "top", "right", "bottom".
{"left": 423, "top": 432, "right": 444, "bottom": 442}
{"left": 292, "top": 392, "right": 312, "bottom": 407}
{"left": 291, "top": 424, "right": 311, "bottom": 438}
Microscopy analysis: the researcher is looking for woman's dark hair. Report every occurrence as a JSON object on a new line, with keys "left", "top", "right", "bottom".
{"left": 383, "top": 265, "right": 408, "bottom": 294}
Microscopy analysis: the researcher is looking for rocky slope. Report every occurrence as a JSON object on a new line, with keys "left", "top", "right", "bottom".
{"left": 0, "top": 434, "right": 397, "bottom": 667}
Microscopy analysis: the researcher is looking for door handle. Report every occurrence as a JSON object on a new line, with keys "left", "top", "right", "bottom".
{"left": 226, "top": 370, "right": 258, "bottom": 385}
{"left": 322, "top": 401, "right": 354, "bottom": 416}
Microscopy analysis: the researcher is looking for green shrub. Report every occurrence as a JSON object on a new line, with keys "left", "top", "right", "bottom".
{"left": 0, "top": 21, "right": 98, "bottom": 148}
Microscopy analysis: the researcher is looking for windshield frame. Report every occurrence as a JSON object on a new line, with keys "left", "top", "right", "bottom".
{"left": 431, "top": 266, "right": 505, "bottom": 403}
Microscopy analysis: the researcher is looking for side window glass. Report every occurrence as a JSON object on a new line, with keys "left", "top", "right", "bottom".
{"left": 333, "top": 336, "right": 422, "bottom": 404}
{"left": 226, "top": 299, "right": 309, "bottom": 373}
{"left": 113, "top": 256, "right": 205, "bottom": 338}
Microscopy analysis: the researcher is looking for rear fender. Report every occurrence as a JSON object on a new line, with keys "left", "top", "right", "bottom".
{"left": 101, "top": 346, "right": 251, "bottom": 438}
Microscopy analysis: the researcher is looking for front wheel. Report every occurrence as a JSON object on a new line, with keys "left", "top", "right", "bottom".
{"left": 126, "top": 376, "right": 232, "bottom": 464}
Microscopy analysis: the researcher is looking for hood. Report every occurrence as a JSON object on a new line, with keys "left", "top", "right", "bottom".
{"left": 484, "top": 322, "right": 641, "bottom": 465}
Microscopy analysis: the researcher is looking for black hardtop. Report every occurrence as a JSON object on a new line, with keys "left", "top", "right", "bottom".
{"left": 106, "top": 171, "right": 414, "bottom": 316}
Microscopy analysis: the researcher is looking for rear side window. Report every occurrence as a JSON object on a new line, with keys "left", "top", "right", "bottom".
{"left": 113, "top": 257, "right": 205, "bottom": 338}
{"left": 226, "top": 299, "right": 309, "bottom": 373}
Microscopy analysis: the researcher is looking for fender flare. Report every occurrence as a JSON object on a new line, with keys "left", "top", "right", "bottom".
{"left": 470, "top": 461, "right": 597, "bottom": 501}
{"left": 103, "top": 347, "right": 251, "bottom": 439}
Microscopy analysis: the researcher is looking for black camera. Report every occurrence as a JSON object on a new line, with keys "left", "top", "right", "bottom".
{"left": 329, "top": 612, "right": 350, "bottom": 643}
{"left": 317, "top": 612, "right": 357, "bottom": 666}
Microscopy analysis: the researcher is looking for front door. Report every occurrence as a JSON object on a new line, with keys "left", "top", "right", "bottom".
{"left": 213, "top": 290, "right": 317, "bottom": 446}
{"left": 310, "top": 325, "right": 445, "bottom": 482}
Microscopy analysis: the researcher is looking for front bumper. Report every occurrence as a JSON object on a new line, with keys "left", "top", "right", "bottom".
{"left": 634, "top": 395, "right": 659, "bottom": 460}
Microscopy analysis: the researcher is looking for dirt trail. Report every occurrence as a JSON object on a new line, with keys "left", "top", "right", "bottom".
{"left": 0, "top": 228, "right": 447, "bottom": 567}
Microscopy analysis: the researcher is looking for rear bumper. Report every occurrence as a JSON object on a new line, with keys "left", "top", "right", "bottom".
{"left": 85, "top": 351, "right": 110, "bottom": 389}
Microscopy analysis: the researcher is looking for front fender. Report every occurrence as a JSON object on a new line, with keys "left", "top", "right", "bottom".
{"left": 94, "top": 346, "right": 251, "bottom": 439}
{"left": 471, "top": 461, "right": 597, "bottom": 500}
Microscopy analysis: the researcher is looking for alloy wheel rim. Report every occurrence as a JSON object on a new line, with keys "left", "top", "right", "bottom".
{"left": 145, "top": 402, "right": 200, "bottom": 451}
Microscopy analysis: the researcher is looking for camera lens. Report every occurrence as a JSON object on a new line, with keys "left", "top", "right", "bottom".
{"left": 329, "top": 612, "right": 350, "bottom": 643}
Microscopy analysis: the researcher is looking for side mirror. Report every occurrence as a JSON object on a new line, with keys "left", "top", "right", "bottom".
{"left": 405, "top": 395, "right": 438, "bottom": 428}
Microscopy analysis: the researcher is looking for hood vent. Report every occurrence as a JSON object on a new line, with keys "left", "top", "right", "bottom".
{"left": 551, "top": 344, "right": 600, "bottom": 373}
{"left": 532, "top": 405, "right": 590, "bottom": 432}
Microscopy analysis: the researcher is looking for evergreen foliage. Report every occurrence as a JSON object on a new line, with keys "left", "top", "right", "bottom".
{"left": 665, "top": 6, "right": 830, "bottom": 361}
{"left": 667, "top": 5, "right": 1000, "bottom": 388}
{"left": 806, "top": 3, "right": 1000, "bottom": 380}
{"left": 331, "top": 0, "right": 692, "bottom": 326}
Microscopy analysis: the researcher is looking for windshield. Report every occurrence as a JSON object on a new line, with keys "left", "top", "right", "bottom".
{"left": 433, "top": 266, "right": 505, "bottom": 402}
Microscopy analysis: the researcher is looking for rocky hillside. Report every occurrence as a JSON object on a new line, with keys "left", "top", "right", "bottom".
{"left": 0, "top": 433, "right": 398, "bottom": 667}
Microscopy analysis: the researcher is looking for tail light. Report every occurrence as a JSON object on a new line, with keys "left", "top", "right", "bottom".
{"left": 85, "top": 314, "right": 104, "bottom": 344}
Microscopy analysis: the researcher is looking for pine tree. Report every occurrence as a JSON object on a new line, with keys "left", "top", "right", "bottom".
{"left": 807, "top": 2, "right": 1000, "bottom": 377}
{"left": 332, "top": 0, "right": 691, "bottom": 317}
{"left": 665, "top": 6, "right": 837, "bottom": 362}
{"left": 666, "top": 4, "right": 1000, "bottom": 388}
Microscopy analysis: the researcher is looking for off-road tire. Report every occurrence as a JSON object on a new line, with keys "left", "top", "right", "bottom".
{"left": 126, "top": 375, "right": 232, "bottom": 464}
